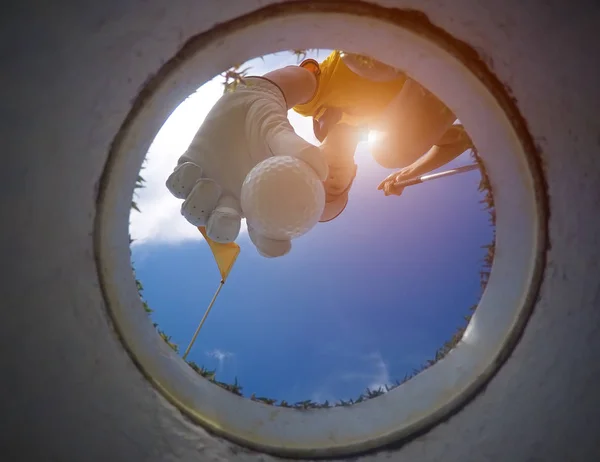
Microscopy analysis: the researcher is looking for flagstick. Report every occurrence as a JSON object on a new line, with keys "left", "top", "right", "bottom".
{"left": 182, "top": 279, "right": 225, "bottom": 360}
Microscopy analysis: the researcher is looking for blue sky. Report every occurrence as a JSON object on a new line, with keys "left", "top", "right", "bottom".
{"left": 130, "top": 50, "right": 493, "bottom": 404}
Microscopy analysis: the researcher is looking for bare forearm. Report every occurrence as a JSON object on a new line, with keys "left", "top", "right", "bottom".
{"left": 407, "top": 124, "right": 473, "bottom": 177}
{"left": 262, "top": 66, "right": 317, "bottom": 108}
{"left": 407, "top": 144, "right": 463, "bottom": 178}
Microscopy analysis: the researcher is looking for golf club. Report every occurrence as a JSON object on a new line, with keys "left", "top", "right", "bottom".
{"left": 393, "top": 163, "right": 480, "bottom": 189}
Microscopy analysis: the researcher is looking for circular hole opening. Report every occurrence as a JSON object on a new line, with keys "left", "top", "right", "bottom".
{"left": 96, "top": 5, "right": 546, "bottom": 458}
{"left": 129, "top": 48, "right": 495, "bottom": 410}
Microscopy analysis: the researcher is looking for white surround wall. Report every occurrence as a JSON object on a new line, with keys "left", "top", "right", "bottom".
{"left": 1, "top": 1, "right": 599, "bottom": 461}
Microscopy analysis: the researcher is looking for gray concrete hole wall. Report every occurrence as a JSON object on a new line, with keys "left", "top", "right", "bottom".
{"left": 1, "top": 1, "right": 599, "bottom": 461}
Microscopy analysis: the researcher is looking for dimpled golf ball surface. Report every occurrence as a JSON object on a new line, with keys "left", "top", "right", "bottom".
{"left": 241, "top": 156, "right": 325, "bottom": 240}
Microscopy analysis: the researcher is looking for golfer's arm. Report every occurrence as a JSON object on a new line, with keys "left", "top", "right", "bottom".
{"left": 406, "top": 144, "right": 463, "bottom": 178}
{"left": 262, "top": 66, "right": 317, "bottom": 109}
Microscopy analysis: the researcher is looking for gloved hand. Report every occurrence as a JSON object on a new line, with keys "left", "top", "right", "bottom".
{"left": 166, "top": 162, "right": 241, "bottom": 243}
{"left": 165, "top": 77, "right": 327, "bottom": 257}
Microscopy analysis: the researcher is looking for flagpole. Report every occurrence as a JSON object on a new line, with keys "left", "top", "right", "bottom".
{"left": 182, "top": 279, "right": 225, "bottom": 360}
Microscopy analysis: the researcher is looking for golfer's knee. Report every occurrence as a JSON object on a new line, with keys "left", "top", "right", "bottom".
{"left": 371, "top": 142, "right": 414, "bottom": 169}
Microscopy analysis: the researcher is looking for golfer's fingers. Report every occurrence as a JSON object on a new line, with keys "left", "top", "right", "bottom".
{"left": 389, "top": 185, "right": 405, "bottom": 196}
{"left": 383, "top": 184, "right": 398, "bottom": 196}
{"left": 380, "top": 180, "right": 394, "bottom": 193}
{"left": 377, "top": 172, "right": 400, "bottom": 190}
{"left": 384, "top": 181, "right": 396, "bottom": 196}
{"left": 377, "top": 176, "right": 391, "bottom": 190}
{"left": 381, "top": 177, "right": 405, "bottom": 196}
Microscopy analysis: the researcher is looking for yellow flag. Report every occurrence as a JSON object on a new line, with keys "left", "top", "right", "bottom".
{"left": 197, "top": 227, "right": 240, "bottom": 282}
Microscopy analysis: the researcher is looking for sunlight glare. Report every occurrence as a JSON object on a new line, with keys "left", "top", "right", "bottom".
{"left": 368, "top": 130, "right": 383, "bottom": 145}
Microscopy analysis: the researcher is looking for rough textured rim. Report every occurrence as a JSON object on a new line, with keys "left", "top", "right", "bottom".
{"left": 94, "top": 1, "right": 548, "bottom": 459}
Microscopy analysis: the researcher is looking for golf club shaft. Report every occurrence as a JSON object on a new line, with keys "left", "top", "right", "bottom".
{"left": 393, "top": 163, "right": 479, "bottom": 188}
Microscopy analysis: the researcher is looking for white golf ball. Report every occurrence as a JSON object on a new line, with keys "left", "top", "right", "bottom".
{"left": 241, "top": 156, "right": 325, "bottom": 240}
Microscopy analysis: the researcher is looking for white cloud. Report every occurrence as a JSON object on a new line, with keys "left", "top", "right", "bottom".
{"left": 206, "top": 349, "right": 234, "bottom": 362}
{"left": 311, "top": 351, "right": 392, "bottom": 401}
{"left": 337, "top": 352, "right": 391, "bottom": 391}
{"left": 206, "top": 349, "right": 234, "bottom": 374}
{"left": 129, "top": 52, "right": 322, "bottom": 247}
{"left": 363, "top": 351, "right": 391, "bottom": 391}
{"left": 129, "top": 77, "right": 224, "bottom": 245}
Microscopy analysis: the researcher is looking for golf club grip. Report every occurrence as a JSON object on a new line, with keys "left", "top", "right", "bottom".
{"left": 393, "top": 177, "right": 423, "bottom": 188}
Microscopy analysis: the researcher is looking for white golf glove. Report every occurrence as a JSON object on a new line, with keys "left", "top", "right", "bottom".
{"left": 166, "top": 77, "right": 327, "bottom": 255}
